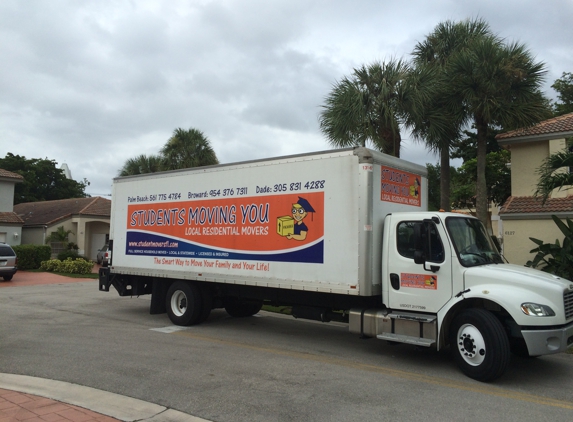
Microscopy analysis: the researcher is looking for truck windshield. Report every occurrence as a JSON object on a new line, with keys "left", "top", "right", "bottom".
{"left": 445, "top": 217, "right": 503, "bottom": 267}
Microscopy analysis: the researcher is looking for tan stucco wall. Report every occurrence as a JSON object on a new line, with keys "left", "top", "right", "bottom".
{"left": 22, "top": 217, "right": 109, "bottom": 259}
{"left": 502, "top": 218, "right": 565, "bottom": 266}
{"left": 44, "top": 220, "right": 78, "bottom": 244}
{"left": 0, "top": 181, "right": 16, "bottom": 212}
{"left": 71, "top": 216, "right": 110, "bottom": 256}
{"left": 510, "top": 141, "right": 547, "bottom": 196}
{"left": 509, "top": 138, "right": 568, "bottom": 198}
{"left": 548, "top": 138, "right": 569, "bottom": 198}
{"left": 0, "top": 225, "right": 22, "bottom": 246}
{"left": 21, "top": 227, "right": 46, "bottom": 245}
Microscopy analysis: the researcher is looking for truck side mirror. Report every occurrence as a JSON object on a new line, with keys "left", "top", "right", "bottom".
{"left": 413, "top": 250, "right": 425, "bottom": 265}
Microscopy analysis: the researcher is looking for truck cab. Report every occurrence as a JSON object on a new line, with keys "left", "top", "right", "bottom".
{"left": 350, "top": 211, "right": 573, "bottom": 381}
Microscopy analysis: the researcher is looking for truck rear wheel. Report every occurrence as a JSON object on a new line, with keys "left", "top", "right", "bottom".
{"left": 224, "top": 298, "right": 263, "bottom": 317}
{"left": 450, "top": 308, "right": 510, "bottom": 382}
{"left": 166, "top": 282, "right": 203, "bottom": 326}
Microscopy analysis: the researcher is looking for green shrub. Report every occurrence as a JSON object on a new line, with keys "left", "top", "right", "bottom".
{"left": 13, "top": 244, "right": 52, "bottom": 270}
{"left": 526, "top": 215, "right": 573, "bottom": 281}
{"left": 40, "top": 257, "right": 94, "bottom": 274}
{"left": 40, "top": 259, "right": 62, "bottom": 272}
{"left": 57, "top": 250, "right": 80, "bottom": 261}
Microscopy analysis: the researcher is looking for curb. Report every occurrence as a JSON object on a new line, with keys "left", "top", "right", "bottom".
{"left": 0, "top": 373, "right": 209, "bottom": 422}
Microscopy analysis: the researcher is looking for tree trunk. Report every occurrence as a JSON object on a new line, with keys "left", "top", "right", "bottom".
{"left": 393, "top": 131, "right": 401, "bottom": 158}
{"left": 440, "top": 144, "right": 451, "bottom": 211}
{"left": 475, "top": 116, "right": 489, "bottom": 230}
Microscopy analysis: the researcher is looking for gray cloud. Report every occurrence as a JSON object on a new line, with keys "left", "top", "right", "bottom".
{"left": 1, "top": 0, "right": 571, "bottom": 196}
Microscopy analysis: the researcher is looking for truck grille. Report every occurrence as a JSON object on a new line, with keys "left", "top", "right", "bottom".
{"left": 565, "top": 289, "right": 573, "bottom": 320}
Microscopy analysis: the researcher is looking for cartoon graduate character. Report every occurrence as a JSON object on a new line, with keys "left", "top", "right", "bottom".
{"left": 409, "top": 177, "right": 420, "bottom": 198}
{"left": 287, "top": 197, "right": 315, "bottom": 241}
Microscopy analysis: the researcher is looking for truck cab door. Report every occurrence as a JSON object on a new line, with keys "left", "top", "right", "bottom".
{"left": 384, "top": 215, "right": 453, "bottom": 314}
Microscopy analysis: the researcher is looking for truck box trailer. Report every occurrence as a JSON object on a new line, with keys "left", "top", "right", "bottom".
{"left": 100, "top": 147, "right": 573, "bottom": 381}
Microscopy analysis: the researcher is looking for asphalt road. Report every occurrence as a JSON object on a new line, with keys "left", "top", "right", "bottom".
{"left": 1, "top": 277, "right": 572, "bottom": 421}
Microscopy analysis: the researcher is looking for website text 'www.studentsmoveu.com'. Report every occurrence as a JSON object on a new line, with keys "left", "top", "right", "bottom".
{"left": 128, "top": 240, "right": 179, "bottom": 248}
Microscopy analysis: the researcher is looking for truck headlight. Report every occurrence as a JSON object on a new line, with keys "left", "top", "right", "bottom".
{"left": 521, "top": 303, "right": 555, "bottom": 317}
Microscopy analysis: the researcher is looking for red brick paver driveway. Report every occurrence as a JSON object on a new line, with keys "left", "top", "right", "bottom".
{"left": 0, "top": 266, "right": 100, "bottom": 288}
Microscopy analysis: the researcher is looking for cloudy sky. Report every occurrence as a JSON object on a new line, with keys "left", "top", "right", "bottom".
{"left": 1, "top": 0, "right": 572, "bottom": 196}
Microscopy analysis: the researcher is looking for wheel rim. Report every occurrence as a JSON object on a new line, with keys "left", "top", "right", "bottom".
{"left": 456, "top": 323, "right": 486, "bottom": 366}
{"left": 170, "top": 290, "right": 188, "bottom": 317}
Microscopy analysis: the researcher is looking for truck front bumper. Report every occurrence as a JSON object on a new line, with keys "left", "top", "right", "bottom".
{"left": 522, "top": 320, "right": 573, "bottom": 356}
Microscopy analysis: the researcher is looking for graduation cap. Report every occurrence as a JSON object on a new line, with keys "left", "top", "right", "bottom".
{"left": 294, "top": 197, "right": 315, "bottom": 213}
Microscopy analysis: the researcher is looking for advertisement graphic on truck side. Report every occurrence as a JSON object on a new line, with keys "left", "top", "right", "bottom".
{"left": 125, "top": 192, "right": 325, "bottom": 263}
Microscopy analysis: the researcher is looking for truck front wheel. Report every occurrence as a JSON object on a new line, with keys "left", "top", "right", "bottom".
{"left": 166, "top": 282, "right": 203, "bottom": 326}
{"left": 450, "top": 308, "right": 510, "bottom": 382}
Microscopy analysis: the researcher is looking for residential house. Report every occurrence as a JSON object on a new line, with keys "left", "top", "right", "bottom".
{"left": 14, "top": 197, "right": 111, "bottom": 260}
{"left": 0, "top": 169, "right": 24, "bottom": 245}
{"left": 496, "top": 112, "right": 573, "bottom": 265}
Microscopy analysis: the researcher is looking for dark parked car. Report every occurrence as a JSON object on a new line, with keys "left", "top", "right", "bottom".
{"left": 0, "top": 243, "right": 17, "bottom": 281}
{"left": 96, "top": 244, "right": 110, "bottom": 266}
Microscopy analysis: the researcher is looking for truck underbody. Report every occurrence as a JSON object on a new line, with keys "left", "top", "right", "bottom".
{"left": 99, "top": 267, "right": 382, "bottom": 321}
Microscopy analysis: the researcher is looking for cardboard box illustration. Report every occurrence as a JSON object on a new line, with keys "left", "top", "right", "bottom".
{"left": 277, "top": 216, "right": 294, "bottom": 236}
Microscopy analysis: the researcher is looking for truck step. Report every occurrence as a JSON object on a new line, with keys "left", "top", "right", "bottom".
{"left": 376, "top": 333, "right": 436, "bottom": 347}
{"left": 387, "top": 312, "right": 436, "bottom": 323}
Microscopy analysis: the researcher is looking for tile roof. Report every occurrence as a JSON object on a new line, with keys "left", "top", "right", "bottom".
{"left": 0, "top": 168, "right": 24, "bottom": 180}
{"left": 499, "top": 195, "right": 573, "bottom": 215}
{"left": 0, "top": 212, "right": 24, "bottom": 224}
{"left": 14, "top": 197, "right": 111, "bottom": 226}
{"left": 496, "top": 112, "right": 573, "bottom": 141}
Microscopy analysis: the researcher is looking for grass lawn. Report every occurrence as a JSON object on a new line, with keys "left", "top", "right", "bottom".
{"left": 262, "top": 304, "right": 292, "bottom": 315}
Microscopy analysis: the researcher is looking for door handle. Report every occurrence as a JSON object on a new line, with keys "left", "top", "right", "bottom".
{"left": 390, "top": 273, "right": 400, "bottom": 290}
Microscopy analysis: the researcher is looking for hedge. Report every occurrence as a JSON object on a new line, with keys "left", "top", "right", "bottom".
{"left": 40, "top": 258, "right": 94, "bottom": 275}
{"left": 12, "top": 244, "right": 52, "bottom": 270}
{"left": 56, "top": 250, "right": 81, "bottom": 261}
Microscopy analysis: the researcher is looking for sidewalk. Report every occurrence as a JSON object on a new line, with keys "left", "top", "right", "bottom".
{"left": 0, "top": 374, "right": 209, "bottom": 422}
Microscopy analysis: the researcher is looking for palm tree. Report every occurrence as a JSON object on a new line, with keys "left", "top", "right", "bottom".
{"left": 319, "top": 59, "right": 432, "bottom": 158}
{"left": 446, "top": 37, "right": 550, "bottom": 226}
{"left": 535, "top": 150, "right": 573, "bottom": 203}
{"left": 119, "top": 154, "right": 163, "bottom": 176}
{"left": 411, "top": 18, "right": 492, "bottom": 211}
{"left": 161, "top": 128, "right": 219, "bottom": 170}
{"left": 45, "top": 226, "right": 74, "bottom": 244}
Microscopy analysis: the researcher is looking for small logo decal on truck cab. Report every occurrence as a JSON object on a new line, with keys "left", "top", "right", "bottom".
{"left": 400, "top": 273, "right": 438, "bottom": 290}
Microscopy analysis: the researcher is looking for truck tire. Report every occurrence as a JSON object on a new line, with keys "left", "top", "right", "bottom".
{"left": 166, "top": 282, "right": 203, "bottom": 326}
{"left": 450, "top": 308, "right": 510, "bottom": 382}
{"left": 224, "top": 298, "right": 263, "bottom": 317}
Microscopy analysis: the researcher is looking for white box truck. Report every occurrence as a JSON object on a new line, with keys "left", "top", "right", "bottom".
{"left": 99, "top": 147, "right": 573, "bottom": 381}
